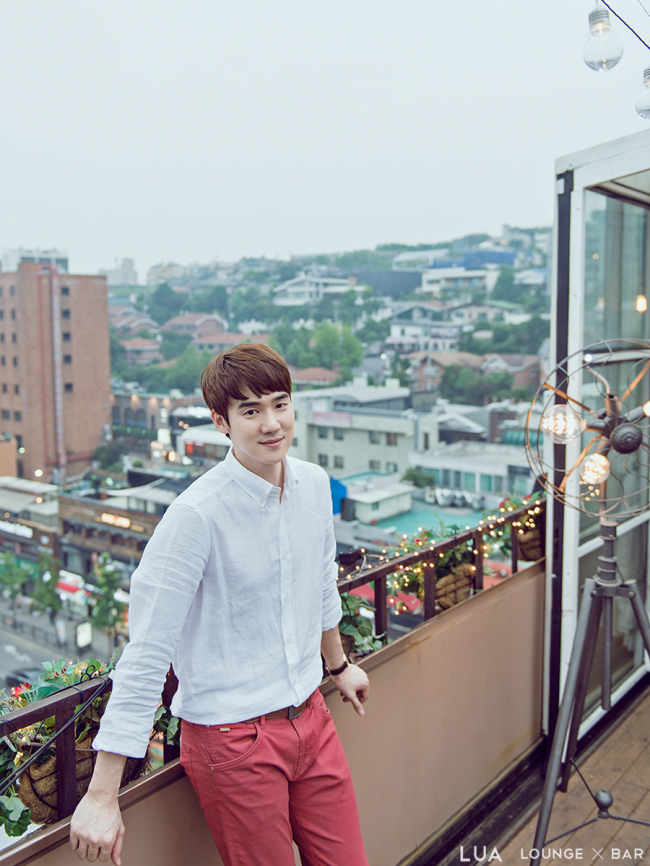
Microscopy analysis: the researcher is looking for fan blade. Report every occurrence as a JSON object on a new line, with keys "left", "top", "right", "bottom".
{"left": 620, "top": 358, "right": 650, "bottom": 404}
{"left": 559, "top": 434, "right": 602, "bottom": 494}
{"left": 542, "top": 383, "right": 591, "bottom": 413}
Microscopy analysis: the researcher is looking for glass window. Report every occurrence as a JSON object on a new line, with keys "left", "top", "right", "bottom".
{"left": 1, "top": 410, "right": 8, "bottom": 420}
{"left": 386, "top": 462, "right": 397, "bottom": 472}
{"left": 64, "top": 355, "right": 72, "bottom": 364}
{"left": 318, "top": 454, "right": 328, "bottom": 468}
{"left": 13, "top": 411, "right": 21, "bottom": 421}
{"left": 61, "top": 286, "right": 70, "bottom": 296}
{"left": 369, "top": 460, "right": 380, "bottom": 470}
{"left": 64, "top": 383, "right": 73, "bottom": 393}
{"left": 10, "top": 311, "right": 15, "bottom": 320}
{"left": 584, "top": 190, "right": 650, "bottom": 345}
{"left": 579, "top": 522, "right": 648, "bottom": 717}
{"left": 480, "top": 474, "right": 492, "bottom": 492}
{"left": 333, "top": 428, "right": 344, "bottom": 440}
{"left": 11, "top": 334, "right": 16, "bottom": 343}
{"left": 62, "top": 310, "right": 70, "bottom": 319}
{"left": 423, "top": 432, "right": 429, "bottom": 450}
{"left": 454, "top": 471, "right": 462, "bottom": 488}
{"left": 334, "top": 456, "right": 344, "bottom": 469}
{"left": 1, "top": 385, "right": 5, "bottom": 393}
{"left": 318, "top": 426, "right": 328, "bottom": 439}
{"left": 10, "top": 286, "right": 14, "bottom": 296}
{"left": 369, "top": 431, "right": 380, "bottom": 444}
{"left": 494, "top": 475, "right": 504, "bottom": 492}
{"left": 12, "top": 357, "right": 17, "bottom": 367}
{"left": 386, "top": 433, "right": 398, "bottom": 446}
{"left": 442, "top": 469, "right": 450, "bottom": 486}
{"left": 63, "top": 332, "right": 71, "bottom": 342}
{"left": 372, "top": 501, "right": 380, "bottom": 511}
{"left": 13, "top": 385, "right": 18, "bottom": 395}
{"left": 0, "top": 335, "right": 4, "bottom": 343}
{"left": 464, "top": 472, "right": 475, "bottom": 490}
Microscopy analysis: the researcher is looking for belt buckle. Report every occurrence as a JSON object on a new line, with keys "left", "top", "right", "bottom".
{"left": 288, "top": 695, "right": 311, "bottom": 720}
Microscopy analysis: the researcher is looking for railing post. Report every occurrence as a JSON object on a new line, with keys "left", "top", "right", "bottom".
{"left": 55, "top": 704, "right": 79, "bottom": 821}
{"left": 373, "top": 576, "right": 387, "bottom": 643}
{"left": 161, "top": 665, "right": 180, "bottom": 763}
{"left": 511, "top": 520, "right": 519, "bottom": 575}
{"left": 472, "top": 530, "right": 484, "bottom": 591}
{"left": 423, "top": 554, "right": 437, "bottom": 620}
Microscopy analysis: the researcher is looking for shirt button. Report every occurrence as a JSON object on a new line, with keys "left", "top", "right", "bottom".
{"left": 259, "top": 498, "right": 264, "bottom": 505}
{"left": 286, "top": 637, "right": 292, "bottom": 644}
{"left": 292, "top": 679, "right": 297, "bottom": 686}
{"left": 284, "top": 594, "right": 289, "bottom": 602}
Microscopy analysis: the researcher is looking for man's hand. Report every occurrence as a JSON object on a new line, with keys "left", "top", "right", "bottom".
{"left": 69, "top": 751, "right": 127, "bottom": 864}
{"left": 70, "top": 791, "right": 124, "bottom": 864}
{"left": 331, "top": 664, "right": 370, "bottom": 716}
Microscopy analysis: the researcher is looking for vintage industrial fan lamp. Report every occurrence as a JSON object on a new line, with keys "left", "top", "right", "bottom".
{"left": 524, "top": 339, "right": 650, "bottom": 865}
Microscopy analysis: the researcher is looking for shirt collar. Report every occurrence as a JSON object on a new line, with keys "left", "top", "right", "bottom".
{"left": 223, "top": 448, "right": 299, "bottom": 507}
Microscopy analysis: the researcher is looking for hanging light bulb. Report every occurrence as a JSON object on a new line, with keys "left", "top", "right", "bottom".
{"left": 635, "top": 67, "right": 650, "bottom": 119}
{"left": 541, "top": 404, "right": 587, "bottom": 444}
{"left": 583, "top": 7, "right": 623, "bottom": 71}
{"left": 580, "top": 453, "right": 611, "bottom": 485}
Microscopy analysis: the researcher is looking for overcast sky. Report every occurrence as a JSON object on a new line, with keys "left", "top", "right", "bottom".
{"left": 1, "top": 1, "right": 650, "bottom": 277}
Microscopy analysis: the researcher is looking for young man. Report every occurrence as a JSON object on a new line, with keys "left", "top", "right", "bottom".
{"left": 70, "top": 344, "right": 370, "bottom": 866}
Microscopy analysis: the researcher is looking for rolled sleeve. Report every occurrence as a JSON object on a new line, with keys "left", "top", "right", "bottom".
{"left": 93, "top": 504, "right": 209, "bottom": 758}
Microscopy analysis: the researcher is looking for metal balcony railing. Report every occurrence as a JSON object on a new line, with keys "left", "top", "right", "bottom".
{"left": 0, "top": 500, "right": 545, "bottom": 832}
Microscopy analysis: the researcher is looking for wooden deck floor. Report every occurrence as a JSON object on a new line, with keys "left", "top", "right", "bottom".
{"left": 499, "top": 690, "right": 650, "bottom": 866}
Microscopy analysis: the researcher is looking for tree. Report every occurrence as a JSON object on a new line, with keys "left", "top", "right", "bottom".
{"left": 0, "top": 554, "right": 30, "bottom": 623}
{"left": 438, "top": 365, "right": 513, "bottom": 404}
{"left": 338, "top": 326, "right": 363, "bottom": 381}
{"left": 87, "top": 553, "right": 127, "bottom": 643}
{"left": 189, "top": 285, "right": 229, "bottom": 317}
{"left": 160, "top": 331, "right": 192, "bottom": 360}
{"left": 148, "top": 283, "right": 184, "bottom": 325}
{"left": 167, "top": 345, "right": 213, "bottom": 394}
{"left": 109, "top": 327, "right": 127, "bottom": 375}
{"left": 337, "top": 290, "right": 361, "bottom": 327}
{"left": 312, "top": 322, "right": 340, "bottom": 369}
{"left": 93, "top": 441, "right": 126, "bottom": 469}
{"left": 31, "top": 552, "right": 63, "bottom": 624}
{"left": 490, "top": 266, "right": 519, "bottom": 303}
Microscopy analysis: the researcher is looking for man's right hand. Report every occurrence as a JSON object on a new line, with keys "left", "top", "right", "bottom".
{"left": 70, "top": 791, "right": 124, "bottom": 865}
{"left": 69, "top": 751, "right": 128, "bottom": 865}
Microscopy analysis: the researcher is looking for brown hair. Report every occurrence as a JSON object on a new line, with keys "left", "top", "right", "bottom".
{"left": 201, "top": 343, "right": 292, "bottom": 421}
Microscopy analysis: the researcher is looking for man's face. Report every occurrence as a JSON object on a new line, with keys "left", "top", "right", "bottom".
{"left": 211, "top": 390, "right": 294, "bottom": 479}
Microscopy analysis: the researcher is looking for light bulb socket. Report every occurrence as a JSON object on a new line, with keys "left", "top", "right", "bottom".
{"left": 589, "top": 9, "right": 610, "bottom": 26}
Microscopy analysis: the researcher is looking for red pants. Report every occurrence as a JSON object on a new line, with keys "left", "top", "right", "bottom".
{"left": 180, "top": 689, "right": 368, "bottom": 866}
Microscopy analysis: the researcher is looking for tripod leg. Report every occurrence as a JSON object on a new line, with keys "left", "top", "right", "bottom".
{"left": 559, "top": 594, "right": 602, "bottom": 792}
{"left": 602, "top": 595, "right": 612, "bottom": 712}
{"left": 626, "top": 584, "right": 650, "bottom": 658}
{"left": 530, "top": 579, "right": 598, "bottom": 866}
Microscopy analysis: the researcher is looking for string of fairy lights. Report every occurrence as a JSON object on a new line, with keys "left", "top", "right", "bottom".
{"left": 584, "top": 0, "right": 650, "bottom": 117}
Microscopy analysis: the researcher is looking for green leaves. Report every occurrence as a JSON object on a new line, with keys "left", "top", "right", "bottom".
{"left": 0, "top": 795, "right": 31, "bottom": 837}
{"left": 153, "top": 705, "right": 181, "bottom": 746}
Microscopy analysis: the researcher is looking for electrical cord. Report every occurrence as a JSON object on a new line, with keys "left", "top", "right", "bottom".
{"left": 600, "top": 0, "right": 650, "bottom": 53}
{"left": 0, "top": 675, "right": 111, "bottom": 799}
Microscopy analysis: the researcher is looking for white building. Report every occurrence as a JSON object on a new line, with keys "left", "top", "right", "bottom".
{"left": 273, "top": 274, "right": 356, "bottom": 306}
{"left": 387, "top": 302, "right": 461, "bottom": 352}
{"left": 419, "top": 267, "right": 499, "bottom": 300}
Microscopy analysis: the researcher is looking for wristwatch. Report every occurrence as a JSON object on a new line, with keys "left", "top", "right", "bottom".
{"left": 327, "top": 659, "right": 349, "bottom": 676}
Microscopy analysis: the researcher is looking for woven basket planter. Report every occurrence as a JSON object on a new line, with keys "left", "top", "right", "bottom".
{"left": 517, "top": 528, "right": 544, "bottom": 562}
{"left": 436, "top": 562, "right": 474, "bottom": 610}
{"left": 18, "top": 735, "right": 144, "bottom": 824}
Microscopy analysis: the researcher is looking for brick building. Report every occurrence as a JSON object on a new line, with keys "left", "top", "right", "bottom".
{"left": 0, "top": 262, "right": 111, "bottom": 482}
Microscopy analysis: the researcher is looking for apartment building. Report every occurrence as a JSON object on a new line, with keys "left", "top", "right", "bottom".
{"left": 0, "top": 262, "right": 111, "bottom": 482}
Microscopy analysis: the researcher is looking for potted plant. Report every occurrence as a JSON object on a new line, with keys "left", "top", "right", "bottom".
{"left": 0, "top": 658, "right": 143, "bottom": 830}
{"left": 338, "top": 593, "right": 384, "bottom": 658}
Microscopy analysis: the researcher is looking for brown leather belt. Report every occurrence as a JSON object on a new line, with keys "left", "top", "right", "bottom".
{"left": 243, "top": 695, "right": 312, "bottom": 724}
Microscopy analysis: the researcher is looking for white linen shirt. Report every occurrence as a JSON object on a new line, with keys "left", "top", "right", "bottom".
{"left": 93, "top": 450, "right": 342, "bottom": 759}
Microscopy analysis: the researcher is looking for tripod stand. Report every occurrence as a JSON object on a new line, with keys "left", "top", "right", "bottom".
{"left": 530, "top": 520, "right": 650, "bottom": 866}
